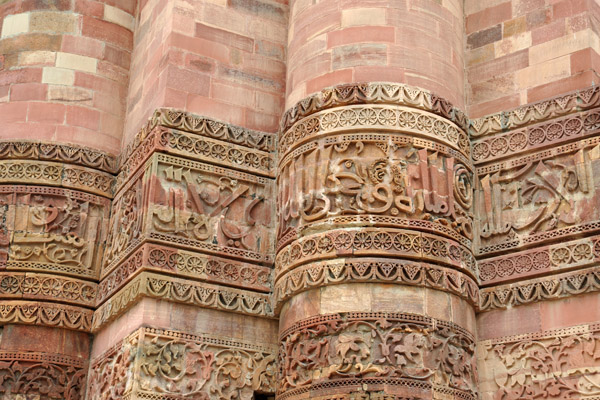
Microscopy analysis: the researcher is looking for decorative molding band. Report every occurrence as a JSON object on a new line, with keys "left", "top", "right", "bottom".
{"left": 470, "top": 85, "right": 600, "bottom": 137}
{"left": 0, "top": 300, "right": 93, "bottom": 331}
{"left": 0, "top": 350, "right": 87, "bottom": 399}
{"left": 0, "top": 159, "right": 114, "bottom": 198}
{"left": 92, "top": 271, "right": 273, "bottom": 332}
{"left": 278, "top": 311, "right": 477, "bottom": 400}
{"left": 472, "top": 107, "right": 600, "bottom": 165}
{"left": 478, "top": 321, "right": 600, "bottom": 399}
{"left": 479, "top": 235, "right": 600, "bottom": 285}
{"left": 280, "top": 105, "right": 470, "bottom": 159}
{"left": 276, "top": 229, "right": 477, "bottom": 282}
{"left": 280, "top": 82, "right": 468, "bottom": 133}
{"left": 119, "top": 126, "right": 275, "bottom": 187}
{"left": 479, "top": 265, "right": 600, "bottom": 311}
{"left": 122, "top": 108, "right": 276, "bottom": 170}
{"left": 87, "top": 326, "right": 277, "bottom": 400}
{"left": 0, "top": 272, "right": 97, "bottom": 307}
{"left": 0, "top": 140, "right": 118, "bottom": 174}
{"left": 97, "top": 243, "right": 272, "bottom": 306}
{"left": 273, "top": 258, "right": 479, "bottom": 311}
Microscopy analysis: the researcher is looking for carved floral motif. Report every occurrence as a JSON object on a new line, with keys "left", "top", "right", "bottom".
{"left": 479, "top": 323, "right": 600, "bottom": 400}
{"left": 279, "top": 312, "right": 477, "bottom": 398}
{"left": 88, "top": 327, "right": 277, "bottom": 400}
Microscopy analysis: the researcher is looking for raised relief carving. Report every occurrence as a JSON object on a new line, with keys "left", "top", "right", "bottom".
{"left": 148, "top": 154, "right": 274, "bottom": 264}
{"left": 88, "top": 327, "right": 277, "bottom": 400}
{"left": 0, "top": 350, "right": 86, "bottom": 400}
{"left": 475, "top": 142, "right": 599, "bottom": 254}
{"left": 0, "top": 186, "right": 110, "bottom": 278}
{"left": 479, "top": 324, "right": 600, "bottom": 400}
{"left": 278, "top": 137, "right": 474, "bottom": 243}
{"left": 279, "top": 312, "right": 477, "bottom": 399}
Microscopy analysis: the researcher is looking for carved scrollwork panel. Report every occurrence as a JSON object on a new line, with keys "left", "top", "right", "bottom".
{"left": 0, "top": 350, "right": 86, "bottom": 400}
{"left": 478, "top": 322, "right": 600, "bottom": 400}
{"left": 0, "top": 185, "right": 110, "bottom": 279}
{"left": 88, "top": 327, "right": 277, "bottom": 400}
{"left": 146, "top": 153, "right": 275, "bottom": 264}
{"left": 278, "top": 312, "right": 477, "bottom": 399}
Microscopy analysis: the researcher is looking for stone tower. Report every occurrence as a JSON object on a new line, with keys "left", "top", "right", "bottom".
{"left": 0, "top": 0, "right": 599, "bottom": 399}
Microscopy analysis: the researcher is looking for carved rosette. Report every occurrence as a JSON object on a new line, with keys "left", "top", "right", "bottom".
{"left": 279, "top": 312, "right": 478, "bottom": 400}
{"left": 87, "top": 327, "right": 277, "bottom": 400}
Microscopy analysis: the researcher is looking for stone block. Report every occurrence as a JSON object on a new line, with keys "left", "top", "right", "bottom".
{"left": 1, "top": 13, "right": 30, "bottom": 38}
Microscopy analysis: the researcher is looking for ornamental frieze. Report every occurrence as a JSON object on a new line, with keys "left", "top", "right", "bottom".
{"left": 470, "top": 85, "right": 600, "bottom": 137}
{"left": 280, "top": 105, "right": 470, "bottom": 158}
{"left": 278, "top": 312, "right": 477, "bottom": 399}
{"left": 273, "top": 258, "right": 479, "bottom": 311}
{"left": 0, "top": 185, "right": 110, "bottom": 279}
{"left": 0, "top": 300, "right": 93, "bottom": 331}
{"left": 0, "top": 140, "right": 118, "bottom": 173}
{"left": 475, "top": 137, "right": 600, "bottom": 255}
{"left": 280, "top": 82, "right": 468, "bottom": 133}
{"left": 276, "top": 228, "right": 477, "bottom": 281}
{"left": 479, "top": 265, "right": 600, "bottom": 311}
{"left": 93, "top": 271, "right": 273, "bottom": 330}
{"left": 478, "top": 322, "right": 600, "bottom": 399}
{"left": 97, "top": 243, "right": 272, "bottom": 306}
{"left": 87, "top": 327, "right": 277, "bottom": 400}
{"left": 0, "top": 350, "right": 87, "bottom": 400}
{"left": 278, "top": 136, "right": 474, "bottom": 244}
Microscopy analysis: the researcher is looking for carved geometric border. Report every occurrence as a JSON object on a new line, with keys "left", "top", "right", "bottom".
{"left": 0, "top": 300, "right": 93, "bottom": 331}
{"left": 273, "top": 258, "right": 479, "bottom": 311}
{"left": 92, "top": 271, "right": 274, "bottom": 332}
{"left": 470, "top": 85, "right": 600, "bottom": 137}
{"left": 0, "top": 140, "right": 118, "bottom": 173}
{"left": 280, "top": 81, "right": 468, "bottom": 133}
{"left": 0, "top": 272, "right": 97, "bottom": 307}
{"left": 280, "top": 105, "right": 470, "bottom": 159}
{"left": 276, "top": 228, "right": 477, "bottom": 282}
{"left": 0, "top": 159, "right": 114, "bottom": 198}
{"left": 472, "top": 107, "right": 600, "bottom": 164}
{"left": 479, "top": 264, "right": 600, "bottom": 311}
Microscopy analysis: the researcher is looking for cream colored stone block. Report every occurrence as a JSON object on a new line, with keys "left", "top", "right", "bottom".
{"left": 42, "top": 67, "right": 75, "bottom": 85}
{"left": 104, "top": 4, "right": 135, "bottom": 31}
{"left": 494, "top": 32, "right": 531, "bottom": 58}
{"left": 517, "top": 55, "right": 571, "bottom": 89}
{"left": 529, "top": 29, "right": 593, "bottom": 65}
{"left": 341, "top": 8, "right": 386, "bottom": 27}
{"left": 56, "top": 52, "right": 97, "bottom": 73}
{"left": 20, "top": 51, "right": 56, "bottom": 66}
{"left": 29, "top": 12, "right": 77, "bottom": 33}
{"left": 321, "top": 284, "right": 372, "bottom": 314}
{"left": 1, "top": 13, "right": 30, "bottom": 38}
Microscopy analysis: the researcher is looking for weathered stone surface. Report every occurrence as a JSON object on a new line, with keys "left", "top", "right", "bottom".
{"left": 1, "top": 1, "right": 600, "bottom": 399}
